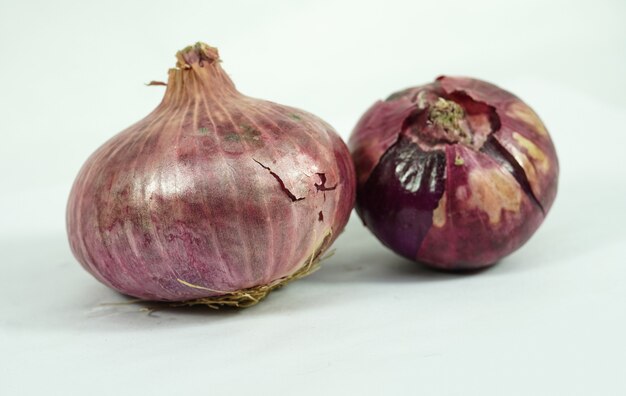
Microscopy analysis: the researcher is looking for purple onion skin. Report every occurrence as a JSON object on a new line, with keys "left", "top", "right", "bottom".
{"left": 350, "top": 76, "right": 558, "bottom": 270}
{"left": 67, "top": 43, "right": 355, "bottom": 301}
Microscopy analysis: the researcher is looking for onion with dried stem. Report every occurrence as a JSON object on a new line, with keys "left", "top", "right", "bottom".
{"left": 350, "top": 76, "right": 558, "bottom": 270}
{"left": 67, "top": 43, "right": 355, "bottom": 307}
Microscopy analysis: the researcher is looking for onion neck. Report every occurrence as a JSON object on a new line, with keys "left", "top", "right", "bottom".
{"left": 160, "top": 42, "right": 240, "bottom": 106}
{"left": 426, "top": 98, "right": 473, "bottom": 146}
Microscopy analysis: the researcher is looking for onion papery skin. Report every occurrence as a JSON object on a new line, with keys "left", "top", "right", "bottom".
{"left": 67, "top": 43, "right": 355, "bottom": 303}
{"left": 349, "top": 76, "right": 558, "bottom": 270}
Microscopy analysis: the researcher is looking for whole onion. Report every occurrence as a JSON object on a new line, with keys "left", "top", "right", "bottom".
{"left": 67, "top": 42, "right": 355, "bottom": 307}
{"left": 350, "top": 76, "right": 558, "bottom": 270}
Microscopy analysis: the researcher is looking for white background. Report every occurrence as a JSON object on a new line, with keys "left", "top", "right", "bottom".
{"left": 1, "top": 1, "right": 625, "bottom": 395}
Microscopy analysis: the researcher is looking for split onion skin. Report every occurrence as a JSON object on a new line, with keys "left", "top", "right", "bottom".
{"left": 350, "top": 76, "right": 558, "bottom": 270}
{"left": 67, "top": 43, "right": 355, "bottom": 302}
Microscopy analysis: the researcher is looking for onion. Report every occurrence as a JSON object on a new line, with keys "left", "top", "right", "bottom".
{"left": 67, "top": 42, "right": 355, "bottom": 307}
{"left": 349, "top": 76, "right": 558, "bottom": 270}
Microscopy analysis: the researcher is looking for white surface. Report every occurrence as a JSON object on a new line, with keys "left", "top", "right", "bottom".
{"left": 1, "top": 1, "right": 626, "bottom": 395}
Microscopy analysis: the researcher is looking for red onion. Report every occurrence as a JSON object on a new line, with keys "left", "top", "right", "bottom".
{"left": 350, "top": 76, "right": 558, "bottom": 270}
{"left": 67, "top": 43, "right": 355, "bottom": 306}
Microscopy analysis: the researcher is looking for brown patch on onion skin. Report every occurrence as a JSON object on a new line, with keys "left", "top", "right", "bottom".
{"left": 480, "top": 136, "right": 544, "bottom": 213}
{"left": 500, "top": 142, "right": 540, "bottom": 195}
{"left": 466, "top": 168, "right": 522, "bottom": 225}
{"left": 432, "top": 193, "right": 447, "bottom": 228}
{"left": 506, "top": 102, "right": 548, "bottom": 137}
{"left": 512, "top": 132, "right": 549, "bottom": 173}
